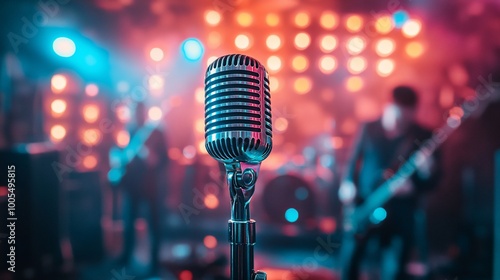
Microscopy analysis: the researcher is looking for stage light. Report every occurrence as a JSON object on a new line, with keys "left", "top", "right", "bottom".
{"left": 266, "top": 13, "right": 280, "bottom": 26}
{"left": 346, "top": 36, "right": 366, "bottom": 55}
{"left": 116, "top": 105, "right": 131, "bottom": 123}
{"left": 294, "top": 32, "right": 311, "bottom": 50}
{"left": 319, "top": 55, "right": 337, "bottom": 74}
{"left": 205, "top": 10, "right": 221, "bottom": 26}
{"left": 181, "top": 38, "right": 204, "bottom": 61}
{"left": 406, "top": 41, "right": 424, "bottom": 58}
{"left": 402, "top": 19, "right": 422, "bottom": 38}
{"left": 116, "top": 130, "right": 130, "bottom": 147}
{"left": 376, "top": 59, "right": 395, "bottom": 77}
{"left": 266, "top": 34, "right": 282, "bottom": 51}
{"left": 285, "top": 208, "right": 299, "bottom": 223}
{"left": 207, "top": 31, "right": 222, "bottom": 49}
{"left": 320, "top": 11, "right": 338, "bottom": 30}
{"left": 320, "top": 35, "right": 337, "bottom": 53}
{"left": 53, "top": 37, "right": 76, "bottom": 57}
{"left": 82, "top": 128, "right": 101, "bottom": 146}
{"left": 274, "top": 117, "right": 288, "bottom": 132}
{"left": 148, "top": 74, "right": 164, "bottom": 90}
{"left": 148, "top": 106, "right": 162, "bottom": 121}
{"left": 51, "top": 99, "right": 67, "bottom": 115}
{"left": 393, "top": 10, "right": 409, "bottom": 28}
{"left": 83, "top": 104, "right": 100, "bottom": 123}
{"left": 375, "top": 38, "right": 396, "bottom": 57}
{"left": 206, "top": 56, "right": 217, "bottom": 66}
{"left": 85, "top": 83, "right": 99, "bottom": 97}
{"left": 51, "top": 74, "right": 67, "bottom": 93}
{"left": 203, "top": 235, "right": 218, "bottom": 249}
{"left": 294, "top": 77, "right": 312, "bottom": 95}
{"left": 269, "top": 77, "right": 279, "bottom": 92}
{"left": 83, "top": 155, "right": 98, "bottom": 169}
{"left": 236, "top": 12, "right": 253, "bottom": 27}
{"left": 294, "top": 12, "right": 310, "bottom": 28}
{"left": 235, "top": 34, "right": 251, "bottom": 50}
{"left": 292, "top": 55, "right": 309, "bottom": 73}
{"left": 375, "top": 15, "right": 394, "bottom": 34}
{"left": 149, "top": 47, "right": 164, "bottom": 62}
{"left": 50, "top": 125, "right": 66, "bottom": 141}
{"left": 347, "top": 56, "right": 367, "bottom": 74}
{"left": 370, "top": 207, "right": 387, "bottom": 224}
{"left": 267, "top": 56, "right": 282, "bottom": 72}
{"left": 345, "top": 76, "right": 364, "bottom": 92}
{"left": 204, "top": 194, "right": 219, "bottom": 209}
{"left": 345, "top": 15, "right": 363, "bottom": 32}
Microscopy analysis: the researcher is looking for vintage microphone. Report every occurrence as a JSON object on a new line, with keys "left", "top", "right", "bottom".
{"left": 204, "top": 54, "right": 272, "bottom": 280}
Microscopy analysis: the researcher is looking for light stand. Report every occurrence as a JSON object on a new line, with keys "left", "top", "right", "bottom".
{"left": 225, "top": 162, "right": 267, "bottom": 280}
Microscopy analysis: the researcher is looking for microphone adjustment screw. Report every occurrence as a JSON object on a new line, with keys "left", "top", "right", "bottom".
{"left": 237, "top": 168, "right": 257, "bottom": 188}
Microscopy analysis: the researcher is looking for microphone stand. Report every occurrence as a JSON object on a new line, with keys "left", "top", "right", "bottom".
{"left": 225, "top": 162, "right": 267, "bottom": 280}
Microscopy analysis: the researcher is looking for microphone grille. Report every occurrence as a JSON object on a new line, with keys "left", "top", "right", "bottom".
{"left": 204, "top": 54, "right": 272, "bottom": 164}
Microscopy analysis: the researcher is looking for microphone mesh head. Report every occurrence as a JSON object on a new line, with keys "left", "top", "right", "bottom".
{"left": 204, "top": 54, "right": 272, "bottom": 164}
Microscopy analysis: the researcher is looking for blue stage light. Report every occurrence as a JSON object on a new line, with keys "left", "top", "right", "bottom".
{"left": 53, "top": 37, "right": 76, "bottom": 57}
{"left": 370, "top": 207, "right": 388, "bottom": 224}
{"left": 181, "top": 38, "right": 204, "bottom": 61}
{"left": 285, "top": 208, "right": 299, "bottom": 223}
{"left": 393, "top": 10, "right": 409, "bottom": 28}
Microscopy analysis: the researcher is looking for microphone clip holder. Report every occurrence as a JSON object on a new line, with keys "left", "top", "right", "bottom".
{"left": 224, "top": 162, "right": 267, "bottom": 280}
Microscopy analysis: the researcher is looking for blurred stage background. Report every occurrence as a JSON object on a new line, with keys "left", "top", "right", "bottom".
{"left": 0, "top": 0, "right": 500, "bottom": 279}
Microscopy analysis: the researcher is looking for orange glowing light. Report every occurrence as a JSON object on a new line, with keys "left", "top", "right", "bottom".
{"left": 207, "top": 31, "right": 221, "bottom": 49}
{"left": 269, "top": 77, "right": 279, "bottom": 92}
{"left": 198, "top": 141, "right": 207, "bottom": 154}
{"left": 266, "top": 34, "right": 282, "bottom": 50}
{"left": 50, "top": 125, "right": 66, "bottom": 141}
{"left": 148, "top": 106, "right": 162, "bottom": 121}
{"left": 375, "top": 15, "right": 394, "bottom": 34}
{"left": 376, "top": 59, "right": 395, "bottom": 77}
{"left": 204, "top": 194, "right": 219, "bottom": 209}
{"left": 267, "top": 56, "right": 282, "bottom": 72}
{"left": 346, "top": 36, "right": 366, "bottom": 55}
{"left": 195, "top": 87, "right": 205, "bottom": 104}
{"left": 319, "top": 56, "right": 337, "bottom": 74}
{"left": 203, "top": 235, "right": 218, "bottom": 249}
{"left": 347, "top": 57, "right": 367, "bottom": 74}
{"left": 320, "top": 11, "right": 338, "bottom": 30}
{"left": 291, "top": 55, "right": 309, "bottom": 73}
{"left": 51, "top": 99, "right": 67, "bottom": 115}
{"left": 294, "top": 12, "right": 310, "bottom": 28}
{"left": 406, "top": 41, "right": 424, "bottom": 58}
{"left": 236, "top": 12, "right": 253, "bottom": 27}
{"left": 149, "top": 47, "right": 164, "bottom": 62}
{"left": 294, "top": 77, "right": 312, "bottom": 95}
{"left": 266, "top": 13, "right": 280, "bottom": 26}
{"left": 82, "top": 129, "right": 101, "bottom": 146}
{"left": 195, "top": 119, "right": 204, "bottom": 134}
{"left": 294, "top": 32, "right": 311, "bottom": 50}
{"left": 85, "top": 83, "right": 99, "bottom": 96}
{"left": 205, "top": 10, "right": 221, "bottom": 26}
{"left": 320, "top": 35, "right": 337, "bottom": 53}
{"left": 345, "top": 76, "right": 364, "bottom": 92}
{"left": 345, "top": 15, "right": 363, "bottom": 32}
{"left": 116, "top": 130, "right": 130, "bottom": 147}
{"left": 83, "top": 105, "right": 100, "bottom": 123}
{"left": 235, "top": 34, "right": 251, "bottom": 50}
{"left": 274, "top": 117, "right": 288, "bottom": 132}
{"left": 51, "top": 74, "right": 67, "bottom": 93}
{"left": 375, "top": 38, "right": 396, "bottom": 57}
{"left": 83, "top": 155, "right": 98, "bottom": 169}
{"left": 402, "top": 19, "right": 422, "bottom": 38}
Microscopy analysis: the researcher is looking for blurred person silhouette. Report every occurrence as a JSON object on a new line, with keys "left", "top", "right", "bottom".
{"left": 115, "top": 102, "right": 168, "bottom": 275}
{"left": 339, "top": 86, "right": 441, "bottom": 280}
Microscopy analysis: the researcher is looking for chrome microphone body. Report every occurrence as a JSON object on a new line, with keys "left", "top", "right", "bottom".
{"left": 204, "top": 54, "right": 271, "bottom": 280}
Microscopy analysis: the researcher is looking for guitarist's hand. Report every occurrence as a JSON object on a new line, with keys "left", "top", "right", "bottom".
{"left": 394, "top": 179, "right": 414, "bottom": 197}
{"left": 339, "top": 180, "right": 357, "bottom": 205}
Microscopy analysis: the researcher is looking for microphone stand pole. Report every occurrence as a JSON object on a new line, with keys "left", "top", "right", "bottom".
{"left": 225, "top": 162, "right": 267, "bottom": 280}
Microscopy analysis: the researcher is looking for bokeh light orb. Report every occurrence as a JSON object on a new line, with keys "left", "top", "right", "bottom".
{"left": 50, "top": 125, "right": 66, "bottom": 141}
{"left": 402, "top": 19, "right": 422, "bottom": 38}
{"left": 294, "top": 32, "right": 311, "bottom": 50}
{"left": 406, "top": 41, "right": 424, "bottom": 58}
{"left": 320, "top": 35, "right": 338, "bottom": 53}
{"left": 266, "top": 34, "right": 282, "bottom": 51}
{"left": 346, "top": 36, "right": 366, "bottom": 55}
{"left": 51, "top": 99, "right": 67, "bottom": 115}
{"left": 375, "top": 15, "right": 394, "bottom": 34}
{"left": 347, "top": 56, "right": 367, "bottom": 74}
{"left": 267, "top": 56, "right": 282, "bottom": 72}
{"left": 205, "top": 10, "right": 221, "bottom": 26}
{"left": 116, "top": 130, "right": 130, "bottom": 147}
{"left": 181, "top": 38, "right": 204, "bottom": 61}
{"left": 83, "top": 155, "right": 98, "bottom": 169}
{"left": 51, "top": 74, "right": 67, "bottom": 93}
{"left": 320, "top": 11, "right": 339, "bottom": 30}
{"left": 149, "top": 47, "right": 164, "bottom": 62}
{"left": 393, "top": 10, "right": 409, "bottom": 28}
{"left": 294, "top": 77, "right": 312, "bottom": 94}
{"left": 148, "top": 106, "right": 163, "bottom": 121}
{"left": 85, "top": 83, "right": 99, "bottom": 97}
{"left": 345, "top": 76, "right": 364, "bottom": 92}
{"left": 319, "top": 56, "right": 337, "bottom": 74}
{"left": 375, "top": 38, "right": 396, "bottom": 57}
{"left": 82, "top": 104, "right": 100, "bottom": 123}
{"left": 294, "top": 12, "right": 310, "bottom": 28}
{"left": 291, "top": 55, "right": 309, "bottom": 73}
{"left": 345, "top": 15, "right": 364, "bottom": 32}
{"left": 236, "top": 12, "right": 253, "bottom": 27}
{"left": 266, "top": 13, "right": 280, "bottom": 26}
{"left": 53, "top": 37, "right": 76, "bottom": 57}
{"left": 235, "top": 34, "right": 251, "bottom": 50}
{"left": 376, "top": 59, "right": 395, "bottom": 77}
